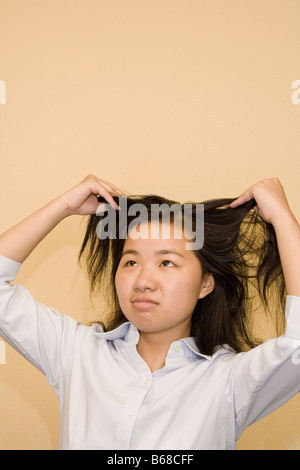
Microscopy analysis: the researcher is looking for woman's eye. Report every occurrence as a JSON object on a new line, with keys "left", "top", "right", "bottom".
{"left": 160, "top": 260, "right": 175, "bottom": 267}
{"left": 125, "top": 260, "right": 137, "bottom": 267}
{"left": 124, "top": 260, "right": 176, "bottom": 267}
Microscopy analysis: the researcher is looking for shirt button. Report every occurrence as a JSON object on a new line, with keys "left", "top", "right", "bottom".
{"left": 144, "top": 378, "right": 150, "bottom": 385}
{"left": 175, "top": 345, "right": 180, "bottom": 352}
{"left": 128, "top": 408, "right": 134, "bottom": 416}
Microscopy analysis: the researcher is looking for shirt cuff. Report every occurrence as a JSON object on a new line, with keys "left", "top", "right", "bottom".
{"left": 285, "top": 295, "right": 300, "bottom": 339}
{"left": 0, "top": 254, "right": 22, "bottom": 282}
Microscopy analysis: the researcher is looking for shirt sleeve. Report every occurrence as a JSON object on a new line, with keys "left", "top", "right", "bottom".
{"left": 0, "top": 255, "right": 88, "bottom": 390}
{"left": 229, "top": 295, "right": 300, "bottom": 439}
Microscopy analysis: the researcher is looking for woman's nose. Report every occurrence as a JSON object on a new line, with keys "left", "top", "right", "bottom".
{"left": 133, "top": 267, "right": 158, "bottom": 292}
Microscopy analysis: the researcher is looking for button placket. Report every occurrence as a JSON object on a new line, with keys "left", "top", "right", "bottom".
{"left": 140, "top": 371, "right": 152, "bottom": 387}
{"left": 115, "top": 374, "right": 151, "bottom": 449}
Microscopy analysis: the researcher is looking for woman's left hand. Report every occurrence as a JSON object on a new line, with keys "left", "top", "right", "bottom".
{"left": 230, "top": 177, "right": 293, "bottom": 226}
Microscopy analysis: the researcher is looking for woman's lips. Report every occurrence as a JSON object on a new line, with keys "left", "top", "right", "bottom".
{"left": 132, "top": 299, "right": 159, "bottom": 310}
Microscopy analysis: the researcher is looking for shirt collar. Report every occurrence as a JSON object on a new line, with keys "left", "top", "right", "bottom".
{"left": 93, "top": 321, "right": 212, "bottom": 361}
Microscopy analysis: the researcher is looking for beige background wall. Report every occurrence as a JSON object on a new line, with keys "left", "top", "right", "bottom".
{"left": 1, "top": 0, "right": 300, "bottom": 450}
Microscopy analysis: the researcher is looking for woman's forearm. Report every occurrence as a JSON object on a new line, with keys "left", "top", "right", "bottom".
{"left": 0, "top": 197, "right": 70, "bottom": 263}
{"left": 273, "top": 210, "right": 300, "bottom": 297}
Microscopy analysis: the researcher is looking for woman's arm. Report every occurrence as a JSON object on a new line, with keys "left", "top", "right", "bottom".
{"left": 230, "top": 177, "right": 300, "bottom": 297}
{"left": 0, "top": 174, "right": 124, "bottom": 263}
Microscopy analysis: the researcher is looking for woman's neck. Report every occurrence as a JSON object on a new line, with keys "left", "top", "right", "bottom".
{"left": 136, "top": 327, "right": 190, "bottom": 373}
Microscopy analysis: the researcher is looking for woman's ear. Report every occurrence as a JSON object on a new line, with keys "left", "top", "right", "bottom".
{"left": 198, "top": 273, "right": 215, "bottom": 299}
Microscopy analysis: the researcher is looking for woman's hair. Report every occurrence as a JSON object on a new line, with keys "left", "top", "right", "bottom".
{"left": 78, "top": 193, "right": 286, "bottom": 355}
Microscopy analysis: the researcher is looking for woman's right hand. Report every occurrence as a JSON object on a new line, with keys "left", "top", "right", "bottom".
{"left": 0, "top": 175, "right": 126, "bottom": 263}
{"left": 59, "top": 174, "right": 126, "bottom": 216}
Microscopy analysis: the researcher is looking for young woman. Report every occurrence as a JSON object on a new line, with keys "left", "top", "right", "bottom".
{"left": 0, "top": 174, "right": 300, "bottom": 450}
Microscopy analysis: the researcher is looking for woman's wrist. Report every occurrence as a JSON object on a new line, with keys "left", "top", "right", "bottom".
{"left": 49, "top": 194, "right": 76, "bottom": 221}
{"left": 272, "top": 209, "right": 300, "bottom": 297}
{"left": 271, "top": 207, "right": 298, "bottom": 232}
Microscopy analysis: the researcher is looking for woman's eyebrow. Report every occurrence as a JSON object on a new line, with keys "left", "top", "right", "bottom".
{"left": 156, "top": 249, "right": 185, "bottom": 258}
{"left": 120, "top": 249, "right": 185, "bottom": 258}
{"left": 120, "top": 250, "right": 139, "bottom": 258}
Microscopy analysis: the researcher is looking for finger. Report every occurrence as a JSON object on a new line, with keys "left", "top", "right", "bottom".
{"left": 108, "top": 184, "right": 127, "bottom": 196}
{"left": 90, "top": 182, "right": 120, "bottom": 210}
{"left": 100, "top": 188, "right": 120, "bottom": 210}
{"left": 97, "top": 179, "right": 126, "bottom": 197}
{"left": 100, "top": 179, "right": 126, "bottom": 194}
{"left": 229, "top": 190, "right": 253, "bottom": 208}
{"left": 97, "top": 179, "right": 119, "bottom": 195}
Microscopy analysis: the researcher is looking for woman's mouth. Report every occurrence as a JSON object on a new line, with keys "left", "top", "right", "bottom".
{"left": 132, "top": 298, "right": 159, "bottom": 310}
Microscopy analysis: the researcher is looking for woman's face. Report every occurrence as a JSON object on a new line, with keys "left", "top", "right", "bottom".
{"left": 115, "top": 222, "right": 214, "bottom": 339}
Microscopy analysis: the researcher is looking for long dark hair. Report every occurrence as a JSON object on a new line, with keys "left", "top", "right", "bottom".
{"left": 78, "top": 194, "right": 285, "bottom": 355}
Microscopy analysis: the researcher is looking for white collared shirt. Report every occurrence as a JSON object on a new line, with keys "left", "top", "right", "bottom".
{"left": 1, "top": 254, "right": 300, "bottom": 450}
